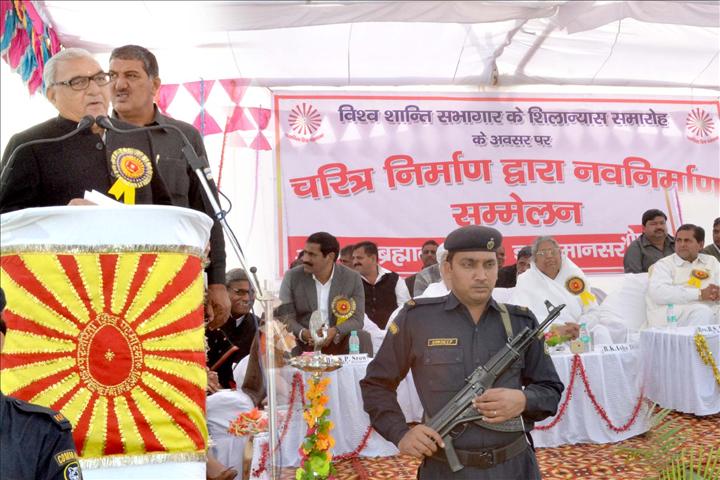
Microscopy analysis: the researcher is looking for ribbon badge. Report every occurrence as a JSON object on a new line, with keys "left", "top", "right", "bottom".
{"left": 566, "top": 276, "right": 596, "bottom": 306}
{"left": 331, "top": 295, "right": 356, "bottom": 326}
{"left": 109, "top": 148, "right": 153, "bottom": 204}
{"left": 688, "top": 269, "right": 709, "bottom": 288}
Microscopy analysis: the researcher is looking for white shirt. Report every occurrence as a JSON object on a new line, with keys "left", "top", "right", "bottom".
{"left": 647, "top": 253, "right": 719, "bottom": 305}
{"left": 362, "top": 265, "right": 411, "bottom": 307}
{"left": 313, "top": 265, "right": 336, "bottom": 326}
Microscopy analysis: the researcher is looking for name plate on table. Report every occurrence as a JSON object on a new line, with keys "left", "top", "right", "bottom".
{"left": 337, "top": 354, "right": 370, "bottom": 365}
{"left": 696, "top": 325, "right": 720, "bottom": 335}
{"left": 596, "top": 343, "right": 638, "bottom": 353}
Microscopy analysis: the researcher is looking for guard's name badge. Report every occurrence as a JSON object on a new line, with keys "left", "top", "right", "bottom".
{"left": 55, "top": 449, "right": 77, "bottom": 465}
{"left": 427, "top": 338, "right": 458, "bottom": 347}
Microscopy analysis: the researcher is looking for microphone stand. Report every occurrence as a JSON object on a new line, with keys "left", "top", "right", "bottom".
{"left": 98, "top": 117, "right": 282, "bottom": 478}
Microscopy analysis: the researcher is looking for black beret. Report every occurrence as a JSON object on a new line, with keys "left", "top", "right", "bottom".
{"left": 445, "top": 225, "right": 502, "bottom": 252}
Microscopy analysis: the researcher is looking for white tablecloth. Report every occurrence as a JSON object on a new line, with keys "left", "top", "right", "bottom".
{"left": 641, "top": 326, "right": 720, "bottom": 416}
{"left": 533, "top": 349, "right": 650, "bottom": 448}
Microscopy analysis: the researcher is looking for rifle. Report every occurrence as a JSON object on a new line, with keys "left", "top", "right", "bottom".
{"left": 425, "top": 300, "right": 565, "bottom": 472}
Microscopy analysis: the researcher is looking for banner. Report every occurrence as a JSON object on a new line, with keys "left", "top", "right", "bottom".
{"left": 0, "top": 206, "right": 212, "bottom": 469}
{"left": 275, "top": 93, "right": 720, "bottom": 275}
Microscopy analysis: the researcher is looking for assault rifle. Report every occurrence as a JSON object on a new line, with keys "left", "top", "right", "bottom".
{"left": 426, "top": 300, "right": 565, "bottom": 472}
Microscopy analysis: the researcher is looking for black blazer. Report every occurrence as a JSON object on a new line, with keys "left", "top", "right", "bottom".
{"left": 0, "top": 115, "right": 171, "bottom": 213}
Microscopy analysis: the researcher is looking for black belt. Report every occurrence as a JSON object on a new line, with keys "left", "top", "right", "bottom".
{"left": 430, "top": 435, "right": 527, "bottom": 470}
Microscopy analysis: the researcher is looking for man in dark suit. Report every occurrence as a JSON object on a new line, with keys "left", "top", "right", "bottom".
{"left": 278, "top": 231, "right": 366, "bottom": 354}
{"left": 0, "top": 48, "right": 171, "bottom": 212}
{"left": 109, "top": 44, "right": 230, "bottom": 328}
{"left": 206, "top": 268, "right": 259, "bottom": 388}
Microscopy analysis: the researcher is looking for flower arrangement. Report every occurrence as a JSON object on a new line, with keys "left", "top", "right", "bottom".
{"left": 296, "top": 377, "right": 336, "bottom": 480}
{"left": 544, "top": 325, "right": 572, "bottom": 347}
{"left": 228, "top": 407, "right": 268, "bottom": 437}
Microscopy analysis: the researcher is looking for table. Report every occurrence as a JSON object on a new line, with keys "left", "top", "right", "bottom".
{"left": 640, "top": 326, "right": 720, "bottom": 416}
{"left": 532, "top": 348, "right": 650, "bottom": 448}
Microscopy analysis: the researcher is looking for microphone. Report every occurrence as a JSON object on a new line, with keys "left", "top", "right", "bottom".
{"left": 0, "top": 115, "right": 96, "bottom": 192}
{"left": 249, "top": 266, "right": 264, "bottom": 297}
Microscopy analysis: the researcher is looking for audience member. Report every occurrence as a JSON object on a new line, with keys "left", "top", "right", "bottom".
{"left": 497, "top": 246, "right": 532, "bottom": 288}
{"left": 701, "top": 217, "right": 720, "bottom": 262}
{"left": 405, "top": 240, "right": 438, "bottom": 296}
{"left": 412, "top": 244, "right": 445, "bottom": 296}
{"left": 624, "top": 209, "right": 675, "bottom": 273}
{"left": 353, "top": 241, "right": 411, "bottom": 329}
{"left": 339, "top": 244, "right": 355, "bottom": 268}
{"left": 110, "top": 44, "right": 230, "bottom": 325}
{"left": 646, "top": 224, "right": 720, "bottom": 327}
{"left": 278, "top": 232, "right": 367, "bottom": 354}
{"left": 206, "top": 268, "right": 259, "bottom": 388}
{"left": 512, "top": 236, "right": 617, "bottom": 344}
{"left": 0, "top": 48, "right": 171, "bottom": 212}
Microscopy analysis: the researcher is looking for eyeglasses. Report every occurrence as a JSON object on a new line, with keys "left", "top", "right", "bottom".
{"left": 535, "top": 248, "right": 561, "bottom": 257}
{"left": 50, "top": 72, "right": 116, "bottom": 91}
{"left": 229, "top": 287, "right": 252, "bottom": 296}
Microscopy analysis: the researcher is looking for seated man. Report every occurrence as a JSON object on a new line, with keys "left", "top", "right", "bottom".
{"left": 412, "top": 243, "right": 445, "bottom": 297}
{"left": 497, "top": 246, "right": 532, "bottom": 288}
{"left": 701, "top": 217, "right": 720, "bottom": 262}
{"left": 646, "top": 224, "right": 720, "bottom": 327}
{"left": 405, "top": 239, "right": 439, "bottom": 296}
{"left": 352, "top": 241, "right": 410, "bottom": 329}
{"left": 278, "top": 231, "right": 367, "bottom": 354}
{"left": 512, "top": 236, "right": 619, "bottom": 344}
{"left": 206, "top": 268, "right": 258, "bottom": 388}
{"left": 623, "top": 209, "right": 675, "bottom": 273}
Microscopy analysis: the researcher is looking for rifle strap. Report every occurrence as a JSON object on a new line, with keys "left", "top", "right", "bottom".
{"left": 497, "top": 303, "right": 513, "bottom": 339}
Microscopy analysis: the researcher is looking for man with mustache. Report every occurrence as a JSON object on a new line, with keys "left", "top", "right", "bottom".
{"left": 361, "top": 226, "right": 562, "bottom": 479}
{"left": 624, "top": 209, "right": 676, "bottom": 273}
{"left": 278, "top": 232, "right": 368, "bottom": 354}
{"left": 109, "top": 44, "right": 230, "bottom": 330}
{"left": 352, "top": 241, "right": 411, "bottom": 330}
{"left": 646, "top": 224, "right": 720, "bottom": 327}
{"left": 0, "top": 48, "right": 170, "bottom": 212}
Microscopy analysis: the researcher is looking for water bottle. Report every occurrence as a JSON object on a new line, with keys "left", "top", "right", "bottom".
{"left": 579, "top": 323, "right": 592, "bottom": 353}
{"left": 666, "top": 304, "right": 678, "bottom": 329}
{"left": 349, "top": 331, "right": 360, "bottom": 354}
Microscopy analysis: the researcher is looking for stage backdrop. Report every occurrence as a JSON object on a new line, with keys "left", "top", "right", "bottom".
{"left": 274, "top": 93, "right": 720, "bottom": 276}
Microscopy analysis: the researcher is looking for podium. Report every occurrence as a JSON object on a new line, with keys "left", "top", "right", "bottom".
{"left": 0, "top": 205, "right": 212, "bottom": 479}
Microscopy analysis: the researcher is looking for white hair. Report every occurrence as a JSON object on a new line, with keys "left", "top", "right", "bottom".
{"left": 43, "top": 48, "right": 97, "bottom": 94}
{"left": 531, "top": 236, "right": 560, "bottom": 258}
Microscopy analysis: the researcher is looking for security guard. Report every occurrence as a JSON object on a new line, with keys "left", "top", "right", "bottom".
{"left": 0, "top": 288, "right": 83, "bottom": 480}
{"left": 360, "top": 226, "right": 563, "bottom": 479}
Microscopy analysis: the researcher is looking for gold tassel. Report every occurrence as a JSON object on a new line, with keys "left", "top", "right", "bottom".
{"left": 79, "top": 451, "right": 207, "bottom": 470}
{"left": 579, "top": 290, "right": 596, "bottom": 306}
{"left": 108, "top": 178, "right": 136, "bottom": 204}
{"left": 687, "top": 277, "right": 702, "bottom": 289}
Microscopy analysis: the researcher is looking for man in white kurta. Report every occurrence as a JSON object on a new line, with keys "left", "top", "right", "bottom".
{"left": 646, "top": 225, "right": 720, "bottom": 327}
{"left": 511, "top": 237, "right": 620, "bottom": 344}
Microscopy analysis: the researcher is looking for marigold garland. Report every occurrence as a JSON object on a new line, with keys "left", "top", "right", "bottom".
{"left": 695, "top": 332, "right": 720, "bottom": 388}
{"left": 228, "top": 407, "right": 268, "bottom": 437}
{"left": 535, "top": 354, "right": 646, "bottom": 433}
{"left": 296, "top": 376, "right": 336, "bottom": 480}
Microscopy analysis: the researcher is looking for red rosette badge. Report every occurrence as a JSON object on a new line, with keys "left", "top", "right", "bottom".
{"left": 331, "top": 295, "right": 356, "bottom": 326}
{"left": 692, "top": 269, "right": 709, "bottom": 280}
{"left": 565, "top": 276, "right": 586, "bottom": 295}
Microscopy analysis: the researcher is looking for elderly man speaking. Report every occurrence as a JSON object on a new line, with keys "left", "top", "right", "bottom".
{"left": 512, "top": 236, "right": 619, "bottom": 345}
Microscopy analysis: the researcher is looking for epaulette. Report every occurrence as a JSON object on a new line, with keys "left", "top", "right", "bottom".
{"left": 9, "top": 397, "right": 72, "bottom": 431}
{"left": 504, "top": 303, "right": 533, "bottom": 318}
{"left": 405, "top": 296, "right": 446, "bottom": 309}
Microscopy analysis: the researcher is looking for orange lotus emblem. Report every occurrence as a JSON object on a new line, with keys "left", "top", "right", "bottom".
{"left": 565, "top": 276, "right": 586, "bottom": 295}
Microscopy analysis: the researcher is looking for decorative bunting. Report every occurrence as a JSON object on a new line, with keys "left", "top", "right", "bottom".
{"left": 156, "top": 84, "right": 179, "bottom": 115}
{"left": 219, "top": 78, "right": 250, "bottom": 105}
{"left": 192, "top": 111, "right": 223, "bottom": 136}
{"left": 226, "top": 106, "right": 255, "bottom": 132}
{"left": 250, "top": 131, "right": 271, "bottom": 151}
{"left": 248, "top": 107, "right": 271, "bottom": 130}
{"left": 1, "top": 0, "right": 62, "bottom": 94}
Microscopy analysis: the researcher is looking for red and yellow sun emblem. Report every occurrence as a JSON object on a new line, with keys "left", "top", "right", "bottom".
{"left": 331, "top": 295, "right": 356, "bottom": 325}
{"left": 0, "top": 249, "right": 207, "bottom": 461}
{"left": 565, "top": 276, "right": 586, "bottom": 295}
{"left": 108, "top": 148, "right": 153, "bottom": 204}
{"left": 692, "top": 269, "right": 710, "bottom": 280}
